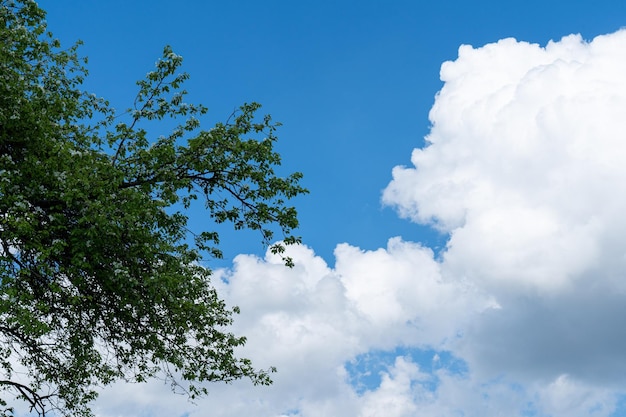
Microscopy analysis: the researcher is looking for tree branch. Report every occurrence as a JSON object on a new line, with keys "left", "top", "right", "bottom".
{"left": 0, "top": 380, "right": 53, "bottom": 416}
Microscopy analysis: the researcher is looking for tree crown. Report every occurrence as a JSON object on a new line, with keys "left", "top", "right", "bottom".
{"left": 0, "top": 1, "right": 307, "bottom": 415}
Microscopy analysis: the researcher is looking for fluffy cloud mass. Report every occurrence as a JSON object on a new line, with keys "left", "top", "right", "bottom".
{"left": 384, "top": 29, "right": 626, "bottom": 388}
{"left": 97, "top": 30, "right": 626, "bottom": 416}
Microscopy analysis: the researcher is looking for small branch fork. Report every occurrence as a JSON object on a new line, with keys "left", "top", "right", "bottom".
{"left": 0, "top": 380, "right": 54, "bottom": 416}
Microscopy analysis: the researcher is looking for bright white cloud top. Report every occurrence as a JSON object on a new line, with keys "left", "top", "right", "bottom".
{"left": 96, "top": 30, "right": 626, "bottom": 417}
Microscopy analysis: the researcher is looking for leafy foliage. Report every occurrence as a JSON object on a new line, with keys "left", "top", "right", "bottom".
{"left": 0, "top": 1, "right": 307, "bottom": 415}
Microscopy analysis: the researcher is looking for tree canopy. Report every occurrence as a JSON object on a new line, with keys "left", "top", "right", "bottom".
{"left": 0, "top": 1, "right": 307, "bottom": 415}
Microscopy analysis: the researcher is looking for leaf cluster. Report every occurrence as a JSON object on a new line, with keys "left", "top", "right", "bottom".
{"left": 0, "top": 1, "right": 307, "bottom": 415}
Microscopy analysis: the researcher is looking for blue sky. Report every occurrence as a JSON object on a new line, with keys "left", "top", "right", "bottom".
{"left": 40, "top": 0, "right": 626, "bottom": 265}
{"left": 35, "top": 1, "right": 626, "bottom": 417}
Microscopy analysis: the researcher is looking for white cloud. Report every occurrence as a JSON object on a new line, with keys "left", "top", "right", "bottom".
{"left": 207, "top": 239, "right": 485, "bottom": 414}
{"left": 95, "top": 29, "right": 626, "bottom": 416}
{"left": 384, "top": 31, "right": 626, "bottom": 294}
{"left": 357, "top": 357, "right": 425, "bottom": 417}
{"left": 94, "top": 239, "right": 486, "bottom": 417}
{"left": 535, "top": 375, "right": 617, "bottom": 417}
{"left": 383, "top": 27, "right": 626, "bottom": 407}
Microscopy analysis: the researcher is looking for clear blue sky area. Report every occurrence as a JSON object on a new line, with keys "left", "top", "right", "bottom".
{"left": 39, "top": 0, "right": 626, "bottom": 266}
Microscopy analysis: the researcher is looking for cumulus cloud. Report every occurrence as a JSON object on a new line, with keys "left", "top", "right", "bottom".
{"left": 206, "top": 239, "right": 486, "bottom": 415}
{"left": 384, "top": 31, "right": 626, "bottom": 294}
{"left": 94, "top": 239, "right": 487, "bottom": 417}
{"left": 383, "top": 27, "right": 626, "bottom": 403}
{"left": 95, "top": 29, "right": 626, "bottom": 416}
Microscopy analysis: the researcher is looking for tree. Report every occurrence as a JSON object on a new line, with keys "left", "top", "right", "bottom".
{"left": 0, "top": 1, "right": 307, "bottom": 415}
